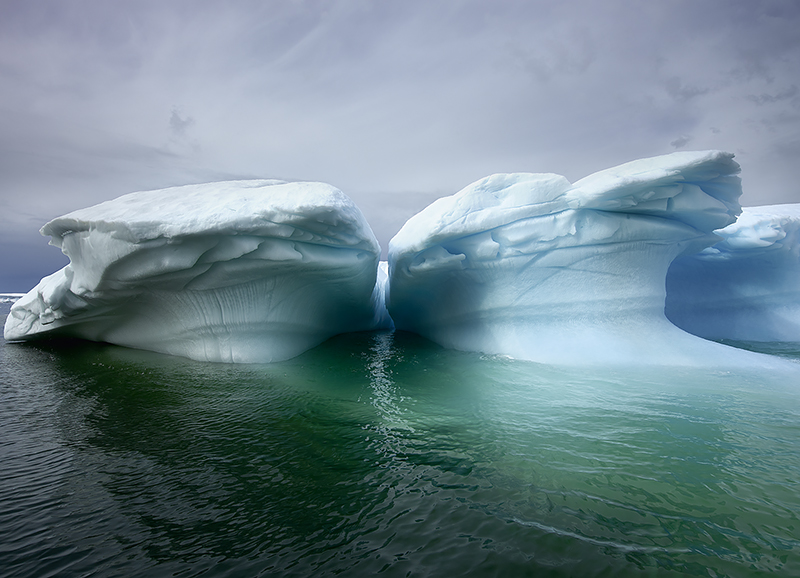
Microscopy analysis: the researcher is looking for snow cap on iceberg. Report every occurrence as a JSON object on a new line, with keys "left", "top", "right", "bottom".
{"left": 666, "top": 203, "right": 800, "bottom": 342}
{"left": 5, "top": 180, "right": 387, "bottom": 362}
{"left": 388, "top": 150, "right": 749, "bottom": 365}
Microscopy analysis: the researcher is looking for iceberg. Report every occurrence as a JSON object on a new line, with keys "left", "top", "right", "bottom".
{"left": 386, "top": 150, "right": 771, "bottom": 365}
{"left": 666, "top": 204, "right": 800, "bottom": 342}
{"left": 4, "top": 180, "right": 387, "bottom": 362}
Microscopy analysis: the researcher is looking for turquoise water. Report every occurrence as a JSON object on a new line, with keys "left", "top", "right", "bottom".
{"left": 2, "top": 303, "right": 800, "bottom": 577}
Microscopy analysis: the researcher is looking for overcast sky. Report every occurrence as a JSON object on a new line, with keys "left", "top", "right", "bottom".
{"left": 2, "top": 0, "right": 799, "bottom": 290}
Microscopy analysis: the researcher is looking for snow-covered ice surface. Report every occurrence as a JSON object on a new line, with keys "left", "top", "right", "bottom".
{"left": 387, "top": 150, "right": 788, "bottom": 366}
{"left": 666, "top": 204, "right": 800, "bottom": 342}
{"left": 4, "top": 180, "right": 388, "bottom": 362}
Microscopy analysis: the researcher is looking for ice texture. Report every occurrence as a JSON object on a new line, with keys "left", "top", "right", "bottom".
{"left": 387, "top": 151, "right": 767, "bottom": 365}
{"left": 666, "top": 204, "right": 800, "bottom": 342}
{"left": 4, "top": 180, "right": 387, "bottom": 362}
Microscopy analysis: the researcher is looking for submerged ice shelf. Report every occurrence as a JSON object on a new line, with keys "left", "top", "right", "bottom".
{"left": 4, "top": 180, "right": 389, "bottom": 362}
{"left": 5, "top": 151, "right": 800, "bottom": 366}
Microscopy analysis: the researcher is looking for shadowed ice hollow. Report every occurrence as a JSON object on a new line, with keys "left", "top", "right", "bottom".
{"left": 667, "top": 204, "right": 800, "bottom": 342}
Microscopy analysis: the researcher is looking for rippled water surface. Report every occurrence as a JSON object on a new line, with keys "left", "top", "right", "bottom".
{"left": 2, "top": 303, "right": 800, "bottom": 577}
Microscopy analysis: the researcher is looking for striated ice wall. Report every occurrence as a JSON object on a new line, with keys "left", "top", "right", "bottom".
{"left": 4, "top": 180, "right": 389, "bottom": 362}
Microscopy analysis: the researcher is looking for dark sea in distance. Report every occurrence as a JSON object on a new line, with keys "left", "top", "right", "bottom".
{"left": 2, "top": 299, "right": 800, "bottom": 577}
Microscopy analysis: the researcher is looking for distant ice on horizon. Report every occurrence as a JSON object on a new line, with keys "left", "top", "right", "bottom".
{"left": 0, "top": 294, "right": 24, "bottom": 304}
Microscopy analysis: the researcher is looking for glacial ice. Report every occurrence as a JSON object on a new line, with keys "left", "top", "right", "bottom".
{"left": 6, "top": 152, "right": 799, "bottom": 368}
{"left": 666, "top": 204, "right": 800, "bottom": 342}
{"left": 386, "top": 150, "right": 776, "bottom": 365}
{"left": 4, "top": 180, "right": 388, "bottom": 362}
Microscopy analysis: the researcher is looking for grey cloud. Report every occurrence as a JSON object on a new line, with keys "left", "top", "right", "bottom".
{"left": 510, "top": 33, "right": 595, "bottom": 83}
{"left": 664, "top": 77, "right": 709, "bottom": 102}
{"left": 773, "top": 138, "right": 800, "bottom": 158}
{"left": 169, "top": 108, "right": 194, "bottom": 136}
{"left": 2, "top": 0, "right": 800, "bottom": 289}
{"left": 671, "top": 135, "right": 693, "bottom": 149}
{"left": 747, "top": 85, "right": 799, "bottom": 106}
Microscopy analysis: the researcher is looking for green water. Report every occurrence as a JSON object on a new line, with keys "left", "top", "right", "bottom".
{"left": 2, "top": 308, "right": 800, "bottom": 576}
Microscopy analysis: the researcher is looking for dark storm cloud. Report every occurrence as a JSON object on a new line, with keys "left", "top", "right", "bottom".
{"left": 1, "top": 0, "right": 799, "bottom": 289}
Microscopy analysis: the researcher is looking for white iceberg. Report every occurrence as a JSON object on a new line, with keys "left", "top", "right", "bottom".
{"left": 666, "top": 204, "right": 800, "bottom": 342}
{"left": 386, "top": 150, "right": 774, "bottom": 365}
{"left": 4, "top": 180, "right": 388, "bottom": 362}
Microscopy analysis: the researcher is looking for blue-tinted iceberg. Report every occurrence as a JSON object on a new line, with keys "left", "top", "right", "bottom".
{"left": 387, "top": 151, "right": 767, "bottom": 365}
{"left": 666, "top": 204, "right": 800, "bottom": 342}
{"left": 4, "top": 180, "right": 387, "bottom": 362}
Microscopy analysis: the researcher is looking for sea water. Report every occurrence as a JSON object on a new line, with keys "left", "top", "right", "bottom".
{"left": 1, "top": 301, "right": 799, "bottom": 577}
